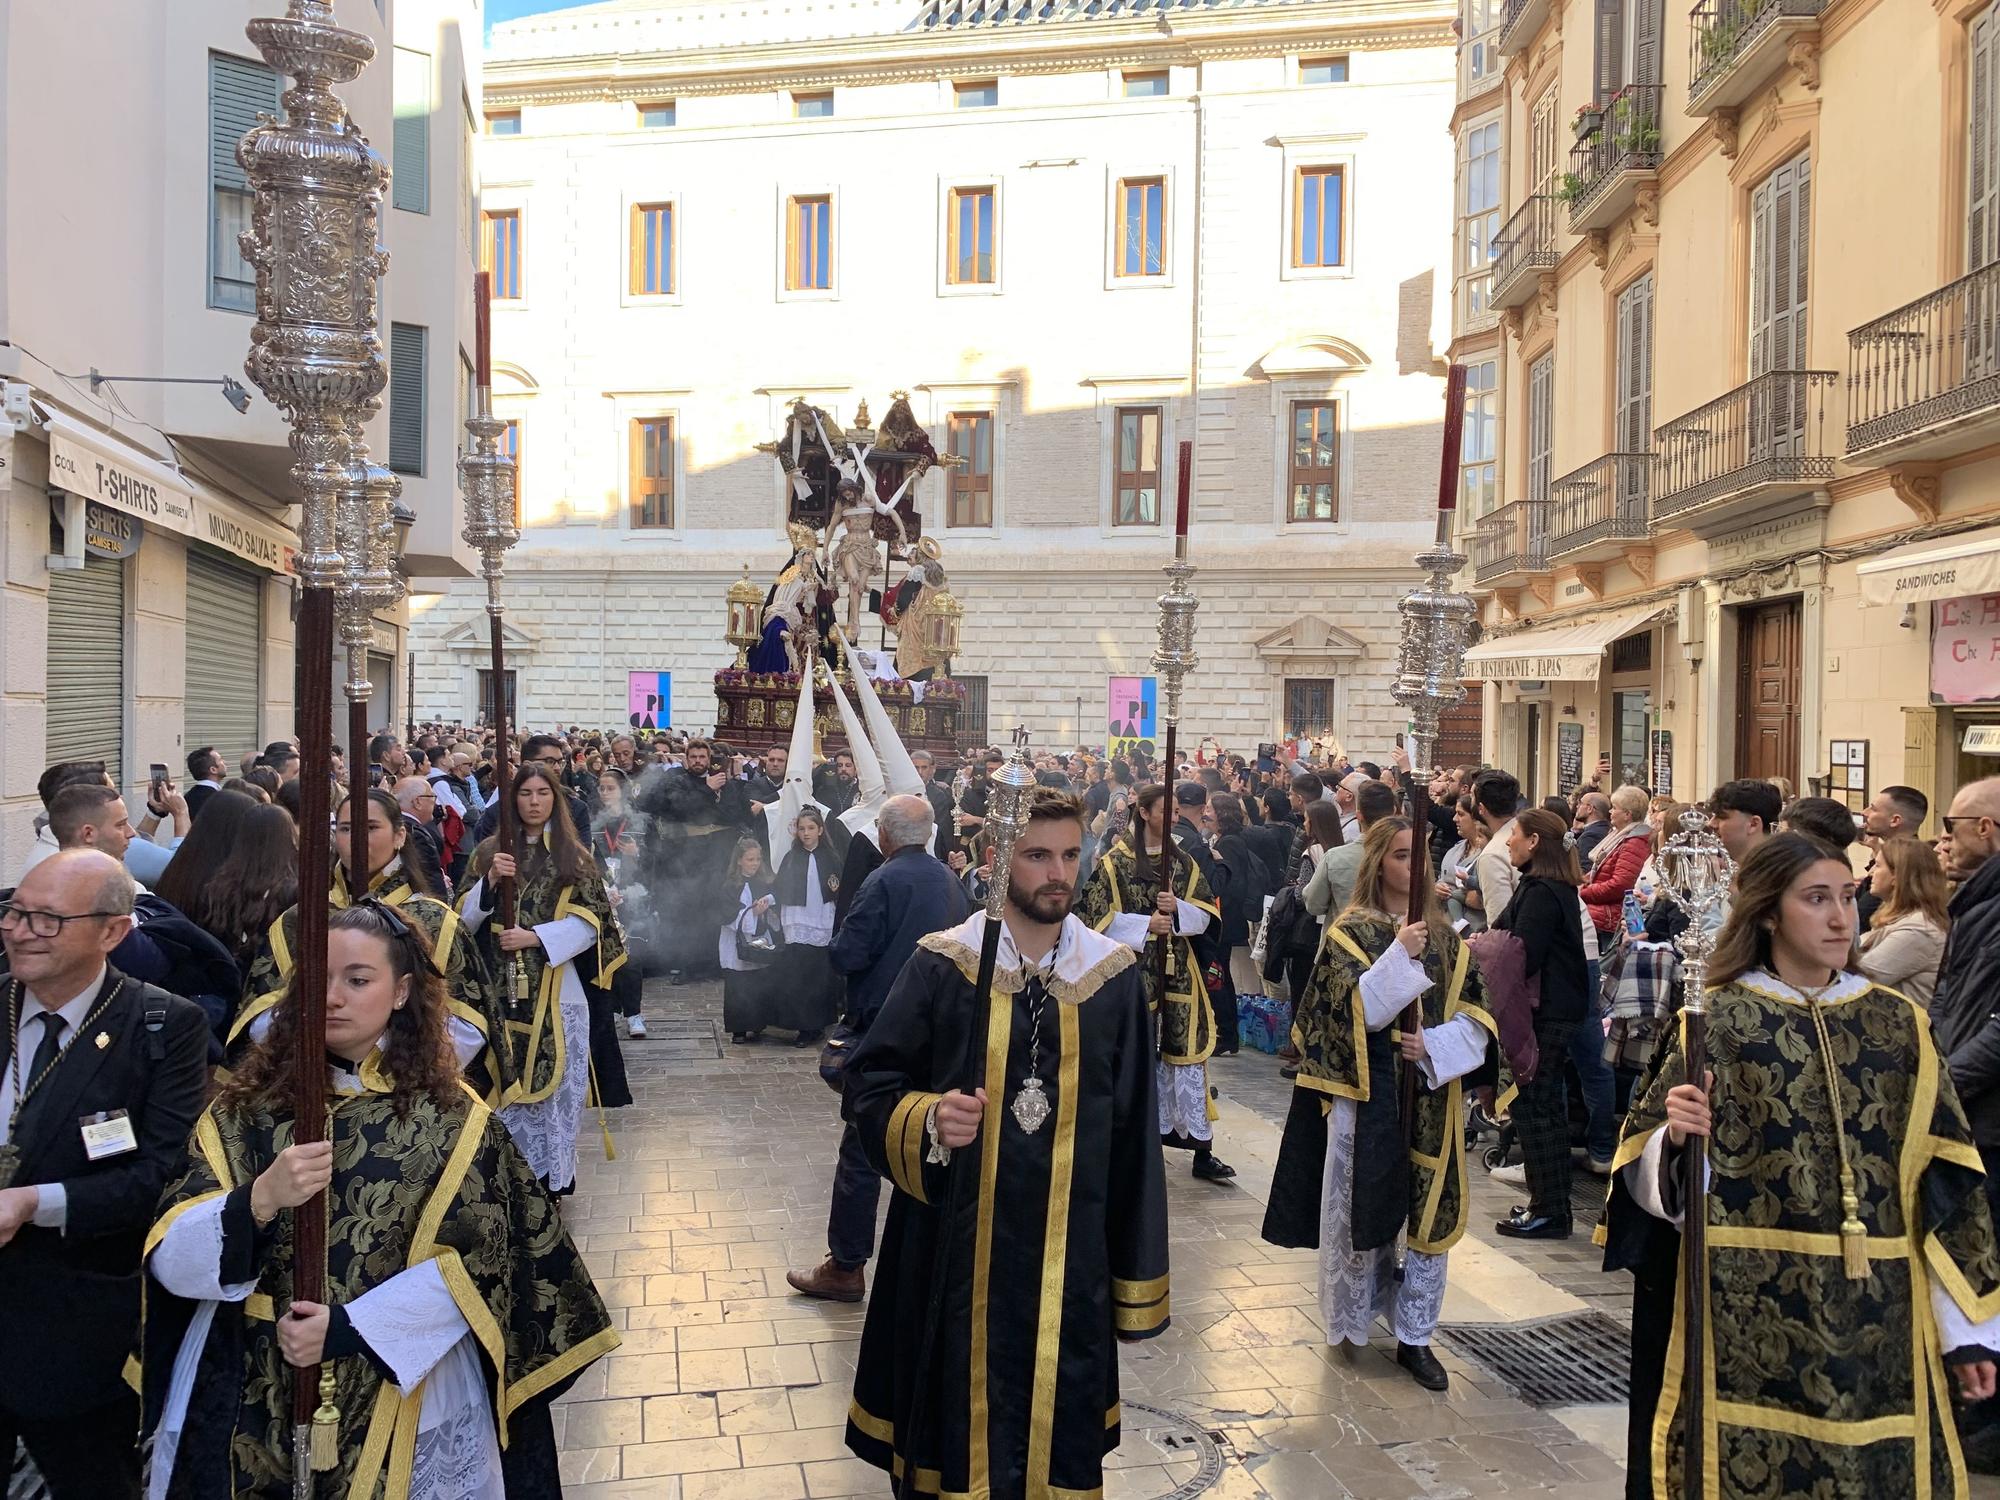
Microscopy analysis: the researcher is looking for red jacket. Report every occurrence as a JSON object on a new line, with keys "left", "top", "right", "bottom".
{"left": 1580, "top": 829, "right": 1650, "bottom": 933}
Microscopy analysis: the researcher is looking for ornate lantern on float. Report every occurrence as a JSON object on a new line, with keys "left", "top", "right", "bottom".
{"left": 725, "top": 563, "right": 764, "bottom": 670}
{"left": 926, "top": 587, "right": 963, "bottom": 678}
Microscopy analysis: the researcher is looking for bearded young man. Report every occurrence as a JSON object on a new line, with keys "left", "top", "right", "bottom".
{"left": 842, "top": 786, "right": 1170, "bottom": 1500}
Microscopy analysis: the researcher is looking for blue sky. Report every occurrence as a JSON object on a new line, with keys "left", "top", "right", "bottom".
{"left": 486, "top": 0, "right": 603, "bottom": 34}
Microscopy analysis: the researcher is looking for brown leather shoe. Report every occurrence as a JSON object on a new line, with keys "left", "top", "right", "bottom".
{"left": 787, "top": 1257, "right": 866, "bottom": 1302}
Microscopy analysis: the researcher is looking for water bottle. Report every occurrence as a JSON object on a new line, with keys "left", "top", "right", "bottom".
{"left": 1622, "top": 889, "right": 1644, "bottom": 938}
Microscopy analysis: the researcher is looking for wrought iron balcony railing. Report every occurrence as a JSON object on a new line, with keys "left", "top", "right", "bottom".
{"left": 1498, "top": 0, "right": 1552, "bottom": 53}
{"left": 1653, "top": 370, "right": 1838, "bottom": 521}
{"left": 1549, "top": 453, "right": 1651, "bottom": 554}
{"left": 1471, "top": 500, "right": 1552, "bottom": 583}
{"left": 1564, "top": 85, "right": 1664, "bottom": 230}
{"left": 1846, "top": 261, "right": 2000, "bottom": 457}
{"left": 1687, "top": 0, "right": 1824, "bottom": 112}
{"left": 1491, "top": 195, "right": 1561, "bottom": 309}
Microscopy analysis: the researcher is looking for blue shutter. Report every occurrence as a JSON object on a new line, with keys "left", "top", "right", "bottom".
{"left": 210, "top": 52, "right": 279, "bottom": 194}
{"left": 389, "top": 323, "right": 428, "bottom": 475}
{"left": 393, "top": 48, "right": 431, "bottom": 214}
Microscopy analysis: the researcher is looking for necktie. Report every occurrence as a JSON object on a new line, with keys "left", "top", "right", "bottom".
{"left": 27, "top": 1012, "right": 66, "bottom": 1082}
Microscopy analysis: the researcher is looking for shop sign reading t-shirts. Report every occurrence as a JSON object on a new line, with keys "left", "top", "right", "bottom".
{"left": 1932, "top": 594, "right": 2000, "bottom": 704}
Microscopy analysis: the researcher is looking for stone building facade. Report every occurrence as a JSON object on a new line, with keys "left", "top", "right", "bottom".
{"left": 410, "top": 0, "right": 1461, "bottom": 755}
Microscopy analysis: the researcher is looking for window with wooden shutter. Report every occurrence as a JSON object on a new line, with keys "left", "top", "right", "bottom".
{"left": 388, "top": 323, "right": 427, "bottom": 476}
{"left": 209, "top": 52, "right": 280, "bottom": 311}
{"left": 483, "top": 211, "right": 522, "bottom": 300}
{"left": 631, "top": 203, "right": 675, "bottom": 295}
{"left": 1973, "top": 9, "right": 1999, "bottom": 271}
{"left": 1592, "top": 0, "right": 1625, "bottom": 103}
{"left": 1292, "top": 167, "right": 1345, "bottom": 269}
{"left": 947, "top": 413, "right": 994, "bottom": 527}
{"left": 1750, "top": 151, "right": 1810, "bottom": 454}
{"left": 947, "top": 187, "right": 996, "bottom": 286}
{"left": 1461, "top": 358, "right": 1500, "bottom": 515}
{"left": 1117, "top": 178, "right": 1166, "bottom": 277}
{"left": 1528, "top": 353, "right": 1555, "bottom": 509}
{"left": 1288, "top": 402, "right": 1339, "bottom": 521}
{"left": 1531, "top": 85, "right": 1560, "bottom": 193}
{"left": 1615, "top": 274, "right": 1654, "bottom": 454}
{"left": 1114, "top": 407, "right": 1162, "bottom": 526}
{"left": 630, "top": 418, "right": 674, "bottom": 529}
{"left": 1629, "top": 0, "right": 1664, "bottom": 86}
{"left": 392, "top": 47, "right": 430, "bottom": 214}
{"left": 787, "top": 196, "right": 832, "bottom": 291}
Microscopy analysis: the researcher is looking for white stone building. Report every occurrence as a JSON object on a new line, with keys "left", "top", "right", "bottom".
{"left": 0, "top": 0, "right": 481, "bottom": 872}
{"left": 412, "top": 0, "right": 1459, "bottom": 755}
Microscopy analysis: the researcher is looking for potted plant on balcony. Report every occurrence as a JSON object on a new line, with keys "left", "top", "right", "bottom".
{"left": 1608, "top": 92, "right": 1660, "bottom": 156}
{"left": 1573, "top": 100, "right": 1604, "bottom": 139}
{"left": 1556, "top": 170, "right": 1589, "bottom": 205}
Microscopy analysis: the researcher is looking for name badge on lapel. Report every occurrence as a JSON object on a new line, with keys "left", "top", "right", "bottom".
{"left": 80, "top": 1110, "right": 138, "bottom": 1161}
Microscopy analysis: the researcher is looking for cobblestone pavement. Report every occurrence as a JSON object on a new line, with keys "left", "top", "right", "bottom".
{"left": 554, "top": 975, "right": 1635, "bottom": 1499}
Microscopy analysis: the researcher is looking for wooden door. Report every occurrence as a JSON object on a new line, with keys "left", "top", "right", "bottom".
{"left": 1735, "top": 600, "right": 1801, "bottom": 785}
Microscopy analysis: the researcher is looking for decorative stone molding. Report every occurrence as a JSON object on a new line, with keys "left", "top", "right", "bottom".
{"left": 1586, "top": 229, "right": 1610, "bottom": 270}
{"left": 1500, "top": 306, "right": 1524, "bottom": 341}
{"left": 1535, "top": 273, "right": 1559, "bottom": 320}
{"left": 1494, "top": 587, "right": 1524, "bottom": 621}
{"left": 1528, "top": 576, "right": 1556, "bottom": 609}
{"left": 1254, "top": 615, "right": 1371, "bottom": 673}
{"left": 1712, "top": 106, "right": 1740, "bottom": 159}
{"left": 1626, "top": 547, "right": 1656, "bottom": 585}
{"left": 1634, "top": 184, "right": 1660, "bottom": 228}
{"left": 1786, "top": 33, "right": 1821, "bottom": 91}
{"left": 1563, "top": 565, "right": 1605, "bottom": 601}
{"left": 1888, "top": 466, "right": 1943, "bottom": 523}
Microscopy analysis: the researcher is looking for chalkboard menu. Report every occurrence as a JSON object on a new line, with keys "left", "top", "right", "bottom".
{"left": 1557, "top": 720, "right": 1585, "bottom": 798}
{"left": 1649, "top": 729, "right": 1673, "bottom": 797}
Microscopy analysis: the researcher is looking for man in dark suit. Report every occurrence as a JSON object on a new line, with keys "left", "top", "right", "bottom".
{"left": 787, "top": 795, "right": 967, "bottom": 1304}
{"left": 181, "top": 746, "right": 225, "bottom": 823}
{"left": 392, "top": 777, "right": 451, "bottom": 897}
{"left": 0, "top": 850, "right": 209, "bottom": 1498}
{"left": 909, "top": 749, "right": 958, "bottom": 860}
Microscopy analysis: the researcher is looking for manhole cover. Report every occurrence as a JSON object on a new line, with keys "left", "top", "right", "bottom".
{"left": 1120, "top": 1401, "right": 1226, "bottom": 1497}
{"left": 634, "top": 1018, "right": 724, "bottom": 1061}
{"left": 1439, "top": 1311, "right": 1630, "bottom": 1407}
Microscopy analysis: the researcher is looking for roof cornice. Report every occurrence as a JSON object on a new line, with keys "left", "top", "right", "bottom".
{"left": 483, "top": 4, "right": 1453, "bottom": 103}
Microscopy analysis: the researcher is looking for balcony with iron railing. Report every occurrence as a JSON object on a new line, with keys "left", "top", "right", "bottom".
{"left": 1686, "top": 0, "right": 1824, "bottom": 115}
{"left": 1565, "top": 85, "right": 1664, "bottom": 233}
{"left": 1846, "top": 262, "right": 2000, "bottom": 464}
{"left": 1549, "top": 453, "right": 1651, "bottom": 562}
{"left": 1471, "top": 499, "right": 1552, "bottom": 585}
{"left": 1652, "top": 370, "right": 1838, "bottom": 532}
{"left": 1497, "top": 0, "right": 1553, "bottom": 56}
{"left": 1491, "top": 195, "right": 1562, "bottom": 311}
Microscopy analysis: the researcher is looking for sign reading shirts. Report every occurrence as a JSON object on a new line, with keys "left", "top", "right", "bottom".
{"left": 1933, "top": 594, "right": 2000, "bottom": 705}
{"left": 46, "top": 418, "right": 196, "bottom": 534}
{"left": 628, "top": 671, "right": 673, "bottom": 731}
{"left": 1107, "top": 675, "right": 1157, "bottom": 757}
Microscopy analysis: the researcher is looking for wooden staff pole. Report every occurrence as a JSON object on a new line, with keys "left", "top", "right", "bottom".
{"left": 1399, "top": 365, "right": 1468, "bottom": 1137}
{"left": 474, "top": 274, "right": 519, "bottom": 935}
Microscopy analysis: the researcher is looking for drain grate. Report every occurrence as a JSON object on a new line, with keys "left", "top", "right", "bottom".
{"left": 1438, "top": 1310, "right": 1630, "bottom": 1407}
{"left": 632, "top": 1017, "right": 724, "bottom": 1061}
{"left": 1120, "top": 1402, "right": 1227, "bottom": 1497}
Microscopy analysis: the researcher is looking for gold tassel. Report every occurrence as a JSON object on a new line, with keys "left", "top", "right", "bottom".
{"left": 309, "top": 1367, "right": 340, "bottom": 1471}
{"left": 1839, "top": 1172, "right": 1868, "bottom": 1281}
{"left": 588, "top": 1056, "right": 617, "bottom": 1162}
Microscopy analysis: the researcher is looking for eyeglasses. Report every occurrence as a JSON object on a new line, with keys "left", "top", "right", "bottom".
{"left": 1941, "top": 814, "right": 1992, "bottom": 833}
{"left": 0, "top": 903, "right": 123, "bottom": 938}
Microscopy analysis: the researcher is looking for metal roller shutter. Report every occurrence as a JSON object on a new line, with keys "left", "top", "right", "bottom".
{"left": 47, "top": 553, "right": 126, "bottom": 783}
{"left": 185, "top": 545, "right": 263, "bottom": 763}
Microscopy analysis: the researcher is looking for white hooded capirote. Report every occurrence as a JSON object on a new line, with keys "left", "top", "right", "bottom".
{"left": 766, "top": 661, "right": 829, "bottom": 854}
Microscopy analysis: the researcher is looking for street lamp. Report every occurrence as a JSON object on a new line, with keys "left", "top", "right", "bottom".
{"left": 725, "top": 563, "right": 763, "bottom": 670}
{"left": 926, "top": 586, "right": 962, "bottom": 678}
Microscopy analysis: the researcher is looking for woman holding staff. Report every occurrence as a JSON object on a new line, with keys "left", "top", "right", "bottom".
{"left": 140, "top": 904, "right": 615, "bottom": 1498}
{"left": 461, "top": 763, "right": 625, "bottom": 1194}
{"left": 1261, "top": 817, "right": 1497, "bottom": 1392}
{"left": 1605, "top": 832, "right": 2000, "bottom": 1497}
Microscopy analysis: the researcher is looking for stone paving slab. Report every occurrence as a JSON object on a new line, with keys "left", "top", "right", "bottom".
{"left": 557, "top": 976, "right": 1632, "bottom": 1498}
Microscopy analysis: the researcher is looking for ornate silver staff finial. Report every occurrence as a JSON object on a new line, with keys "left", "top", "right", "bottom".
{"left": 1151, "top": 551, "right": 1199, "bottom": 732}
{"left": 981, "top": 744, "right": 1038, "bottom": 924}
{"left": 238, "top": 0, "right": 388, "bottom": 586}
{"left": 1392, "top": 532, "right": 1479, "bottom": 781}
{"left": 459, "top": 403, "right": 517, "bottom": 615}
{"left": 1658, "top": 807, "right": 1736, "bottom": 1013}
{"left": 334, "top": 408, "right": 403, "bottom": 721}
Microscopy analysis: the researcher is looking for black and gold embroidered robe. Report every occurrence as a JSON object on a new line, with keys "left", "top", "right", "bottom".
{"left": 843, "top": 914, "right": 1170, "bottom": 1500}
{"left": 1074, "top": 834, "right": 1220, "bottom": 1066}
{"left": 1262, "top": 914, "right": 1497, "bottom": 1254}
{"left": 461, "top": 839, "right": 625, "bottom": 1107}
{"left": 231, "top": 869, "right": 506, "bottom": 1098}
{"left": 138, "top": 1071, "right": 618, "bottom": 1498}
{"left": 1603, "top": 975, "right": 2000, "bottom": 1499}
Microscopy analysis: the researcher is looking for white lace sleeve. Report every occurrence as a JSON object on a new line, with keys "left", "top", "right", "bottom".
{"left": 531, "top": 913, "right": 596, "bottom": 967}
{"left": 345, "top": 1258, "right": 473, "bottom": 1393}
{"left": 149, "top": 1195, "right": 259, "bottom": 1302}
{"left": 1415, "top": 1014, "right": 1488, "bottom": 1090}
{"left": 1359, "top": 943, "right": 1434, "bottom": 1032}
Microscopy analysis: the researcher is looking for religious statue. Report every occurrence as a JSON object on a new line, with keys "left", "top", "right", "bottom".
{"left": 750, "top": 520, "right": 830, "bottom": 674}
{"left": 881, "top": 536, "right": 950, "bottom": 680}
{"left": 826, "top": 476, "right": 906, "bottom": 643}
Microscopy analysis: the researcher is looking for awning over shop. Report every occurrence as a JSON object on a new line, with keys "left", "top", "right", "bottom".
{"left": 38, "top": 408, "right": 195, "bottom": 536}
{"left": 1858, "top": 531, "right": 2000, "bottom": 606}
{"left": 1463, "top": 604, "right": 1668, "bottom": 682}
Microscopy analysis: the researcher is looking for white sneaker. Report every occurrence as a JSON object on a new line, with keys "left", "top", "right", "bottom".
{"left": 627, "top": 1015, "right": 648, "bottom": 1039}
{"left": 1488, "top": 1162, "right": 1528, "bottom": 1187}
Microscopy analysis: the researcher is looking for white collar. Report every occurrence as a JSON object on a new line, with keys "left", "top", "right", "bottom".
{"left": 196, "top": 779, "right": 222, "bottom": 791}
{"left": 20, "top": 964, "right": 110, "bottom": 1031}
{"left": 934, "top": 909, "right": 1125, "bottom": 986}
{"left": 1736, "top": 967, "right": 1873, "bottom": 1005}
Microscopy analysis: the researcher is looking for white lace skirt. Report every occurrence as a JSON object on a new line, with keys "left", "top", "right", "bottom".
{"left": 499, "top": 969, "right": 592, "bottom": 1192}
